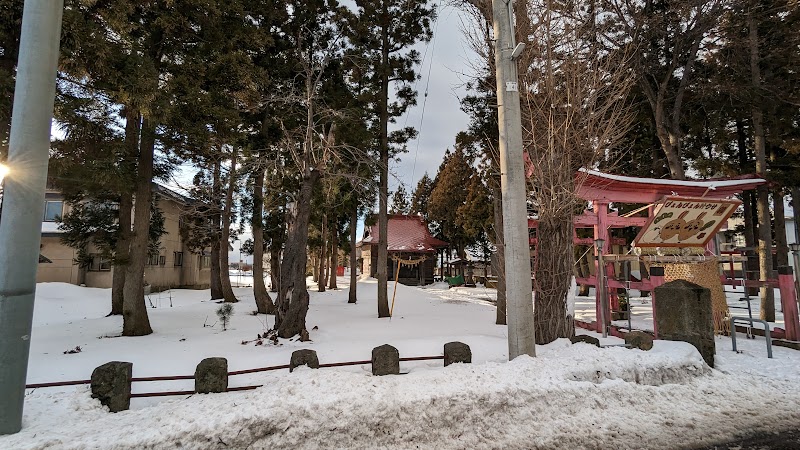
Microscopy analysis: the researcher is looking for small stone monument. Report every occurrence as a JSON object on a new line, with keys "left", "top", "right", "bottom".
{"left": 444, "top": 342, "right": 472, "bottom": 366}
{"left": 195, "top": 357, "right": 228, "bottom": 393}
{"left": 372, "top": 344, "right": 400, "bottom": 376}
{"left": 624, "top": 331, "right": 654, "bottom": 351}
{"left": 654, "top": 279, "right": 715, "bottom": 367}
{"left": 569, "top": 335, "right": 601, "bottom": 347}
{"left": 91, "top": 361, "right": 132, "bottom": 412}
{"left": 290, "top": 349, "right": 320, "bottom": 372}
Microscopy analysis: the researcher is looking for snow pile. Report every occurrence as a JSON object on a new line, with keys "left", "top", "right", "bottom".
{"left": 4, "top": 279, "right": 800, "bottom": 448}
{"left": 4, "top": 339, "right": 768, "bottom": 450}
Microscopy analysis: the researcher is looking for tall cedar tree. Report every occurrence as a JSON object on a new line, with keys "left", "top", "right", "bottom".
{"left": 428, "top": 146, "right": 479, "bottom": 259}
{"left": 347, "top": 0, "right": 435, "bottom": 318}
{"left": 409, "top": 173, "right": 433, "bottom": 221}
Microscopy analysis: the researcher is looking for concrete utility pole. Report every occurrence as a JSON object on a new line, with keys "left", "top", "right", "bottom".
{"left": 491, "top": 0, "right": 536, "bottom": 358}
{"left": 0, "top": 0, "right": 64, "bottom": 435}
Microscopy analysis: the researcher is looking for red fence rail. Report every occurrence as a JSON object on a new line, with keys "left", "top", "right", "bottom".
{"left": 25, "top": 354, "right": 446, "bottom": 398}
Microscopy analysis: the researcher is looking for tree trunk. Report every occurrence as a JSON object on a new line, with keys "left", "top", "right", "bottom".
{"left": 376, "top": 5, "right": 391, "bottom": 318}
{"left": 318, "top": 213, "right": 327, "bottom": 292}
{"left": 492, "top": 187, "right": 506, "bottom": 325}
{"left": 210, "top": 160, "right": 224, "bottom": 300}
{"left": 329, "top": 224, "right": 338, "bottom": 289}
{"left": 111, "top": 192, "right": 132, "bottom": 315}
{"left": 533, "top": 216, "right": 574, "bottom": 344}
{"left": 219, "top": 147, "right": 238, "bottom": 303}
{"left": 270, "top": 250, "right": 280, "bottom": 293}
{"left": 277, "top": 171, "right": 320, "bottom": 338}
{"left": 122, "top": 117, "right": 155, "bottom": 337}
{"left": 646, "top": 90, "right": 686, "bottom": 180}
{"left": 749, "top": 13, "right": 775, "bottom": 322}
{"left": 252, "top": 164, "right": 273, "bottom": 314}
{"left": 110, "top": 108, "right": 141, "bottom": 315}
{"left": 349, "top": 202, "right": 358, "bottom": 303}
{"left": 737, "top": 119, "right": 759, "bottom": 295}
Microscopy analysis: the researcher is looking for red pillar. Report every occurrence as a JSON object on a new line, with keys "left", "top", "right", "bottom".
{"left": 649, "top": 266, "right": 666, "bottom": 338}
{"left": 593, "top": 201, "right": 610, "bottom": 333}
{"left": 778, "top": 266, "right": 800, "bottom": 341}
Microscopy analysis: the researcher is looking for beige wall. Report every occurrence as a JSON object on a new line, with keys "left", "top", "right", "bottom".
{"left": 36, "top": 236, "right": 81, "bottom": 284}
{"left": 36, "top": 191, "right": 210, "bottom": 290}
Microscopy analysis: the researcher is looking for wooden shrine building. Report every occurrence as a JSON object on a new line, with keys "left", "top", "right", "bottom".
{"left": 358, "top": 214, "right": 448, "bottom": 286}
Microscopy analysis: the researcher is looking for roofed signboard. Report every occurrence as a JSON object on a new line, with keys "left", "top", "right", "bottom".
{"left": 633, "top": 196, "right": 740, "bottom": 248}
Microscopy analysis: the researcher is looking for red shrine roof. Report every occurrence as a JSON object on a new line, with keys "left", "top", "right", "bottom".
{"left": 358, "top": 214, "right": 448, "bottom": 253}
{"left": 576, "top": 169, "right": 767, "bottom": 203}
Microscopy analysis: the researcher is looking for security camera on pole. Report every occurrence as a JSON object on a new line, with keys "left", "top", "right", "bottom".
{"left": 491, "top": 0, "right": 536, "bottom": 359}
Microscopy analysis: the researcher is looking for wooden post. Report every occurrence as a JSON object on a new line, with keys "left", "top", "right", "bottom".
{"left": 593, "top": 201, "right": 610, "bottom": 333}
{"left": 777, "top": 266, "right": 800, "bottom": 341}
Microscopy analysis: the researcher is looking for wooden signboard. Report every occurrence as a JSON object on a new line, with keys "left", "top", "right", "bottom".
{"left": 633, "top": 196, "right": 740, "bottom": 248}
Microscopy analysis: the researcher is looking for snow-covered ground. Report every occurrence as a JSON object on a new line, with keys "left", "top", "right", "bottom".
{"left": 2, "top": 278, "right": 800, "bottom": 449}
{"left": 574, "top": 285, "right": 787, "bottom": 332}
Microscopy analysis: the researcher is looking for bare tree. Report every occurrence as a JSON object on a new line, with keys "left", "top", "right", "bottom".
{"left": 604, "top": 0, "right": 722, "bottom": 179}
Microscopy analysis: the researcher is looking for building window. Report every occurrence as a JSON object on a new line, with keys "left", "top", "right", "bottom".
{"left": 159, "top": 255, "right": 166, "bottom": 266}
{"left": 43, "top": 200, "right": 63, "bottom": 222}
{"left": 200, "top": 254, "right": 212, "bottom": 269}
{"left": 147, "top": 253, "right": 160, "bottom": 266}
{"left": 174, "top": 252, "right": 183, "bottom": 267}
{"left": 89, "top": 254, "right": 111, "bottom": 272}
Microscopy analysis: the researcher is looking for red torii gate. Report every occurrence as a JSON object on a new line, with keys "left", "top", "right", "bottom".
{"left": 526, "top": 169, "right": 800, "bottom": 340}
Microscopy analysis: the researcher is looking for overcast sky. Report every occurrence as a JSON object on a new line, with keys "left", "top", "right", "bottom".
{"left": 387, "top": 4, "right": 475, "bottom": 194}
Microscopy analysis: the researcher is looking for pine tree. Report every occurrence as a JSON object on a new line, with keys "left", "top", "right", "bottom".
{"left": 0, "top": 0, "right": 22, "bottom": 162}
{"left": 409, "top": 173, "right": 433, "bottom": 219}
{"left": 390, "top": 185, "right": 410, "bottom": 214}
{"left": 347, "top": 0, "right": 435, "bottom": 318}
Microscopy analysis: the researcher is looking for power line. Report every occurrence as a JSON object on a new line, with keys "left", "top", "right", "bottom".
{"left": 408, "top": 3, "right": 444, "bottom": 190}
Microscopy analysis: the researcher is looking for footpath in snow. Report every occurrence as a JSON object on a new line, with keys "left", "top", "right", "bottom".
{"left": 2, "top": 279, "right": 800, "bottom": 449}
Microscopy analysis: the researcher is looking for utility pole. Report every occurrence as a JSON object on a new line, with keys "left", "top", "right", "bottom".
{"left": 0, "top": 0, "right": 64, "bottom": 435}
{"left": 491, "top": 0, "right": 536, "bottom": 358}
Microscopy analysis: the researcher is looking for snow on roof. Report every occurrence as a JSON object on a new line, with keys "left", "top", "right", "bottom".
{"left": 580, "top": 169, "right": 767, "bottom": 189}
{"left": 359, "top": 214, "right": 448, "bottom": 253}
{"left": 576, "top": 169, "right": 767, "bottom": 203}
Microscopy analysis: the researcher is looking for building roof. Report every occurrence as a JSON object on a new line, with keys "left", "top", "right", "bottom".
{"left": 358, "top": 214, "right": 448, "bottom": 253}
{"left": 576, "top": 169, "right": 767, "bottom": 203}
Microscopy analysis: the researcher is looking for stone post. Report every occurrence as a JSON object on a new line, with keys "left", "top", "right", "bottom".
{"left": 290, "top": 349, "right": 320, "bottom": 372}
{"left": 444, "top": 342, "right": 472, "bottom": 366}
{"left": 372, "top": 344, "right": 400, "bottom": 376}
{"left": 654, "top": 279, "right": 715, "bottom": 367}
{"left": 649, "top": 266, "right": 666, "bottom": 338}
{"left": 91, "top": 361, "right": 132, "bottom": 412}
{"left": 195, "top": 357, "right": 228, "bottom": 393}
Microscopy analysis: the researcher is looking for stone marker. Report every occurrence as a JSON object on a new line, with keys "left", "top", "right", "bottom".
{"left": 624, "top": 330, "right": 654, "bottom": 351}
{"left": 290, "top": 349, "right": 320, "bottom": 372}
{"left": 372, "top": 344, "right": 400, "bottom": 376}
{"left": 195, "top": 357, "right": 228, "bottom": 393}
{"left": 444, "top": 342, "right": 472, "bottom": 366}
{"left": 570, "top": 335, "right": 601, "bottom": 347}
{"left": 654, "top": 279, "right": 715, "bottom": 367}
{"left": 91, "top": 361, "right": 132, "bottom": 412}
